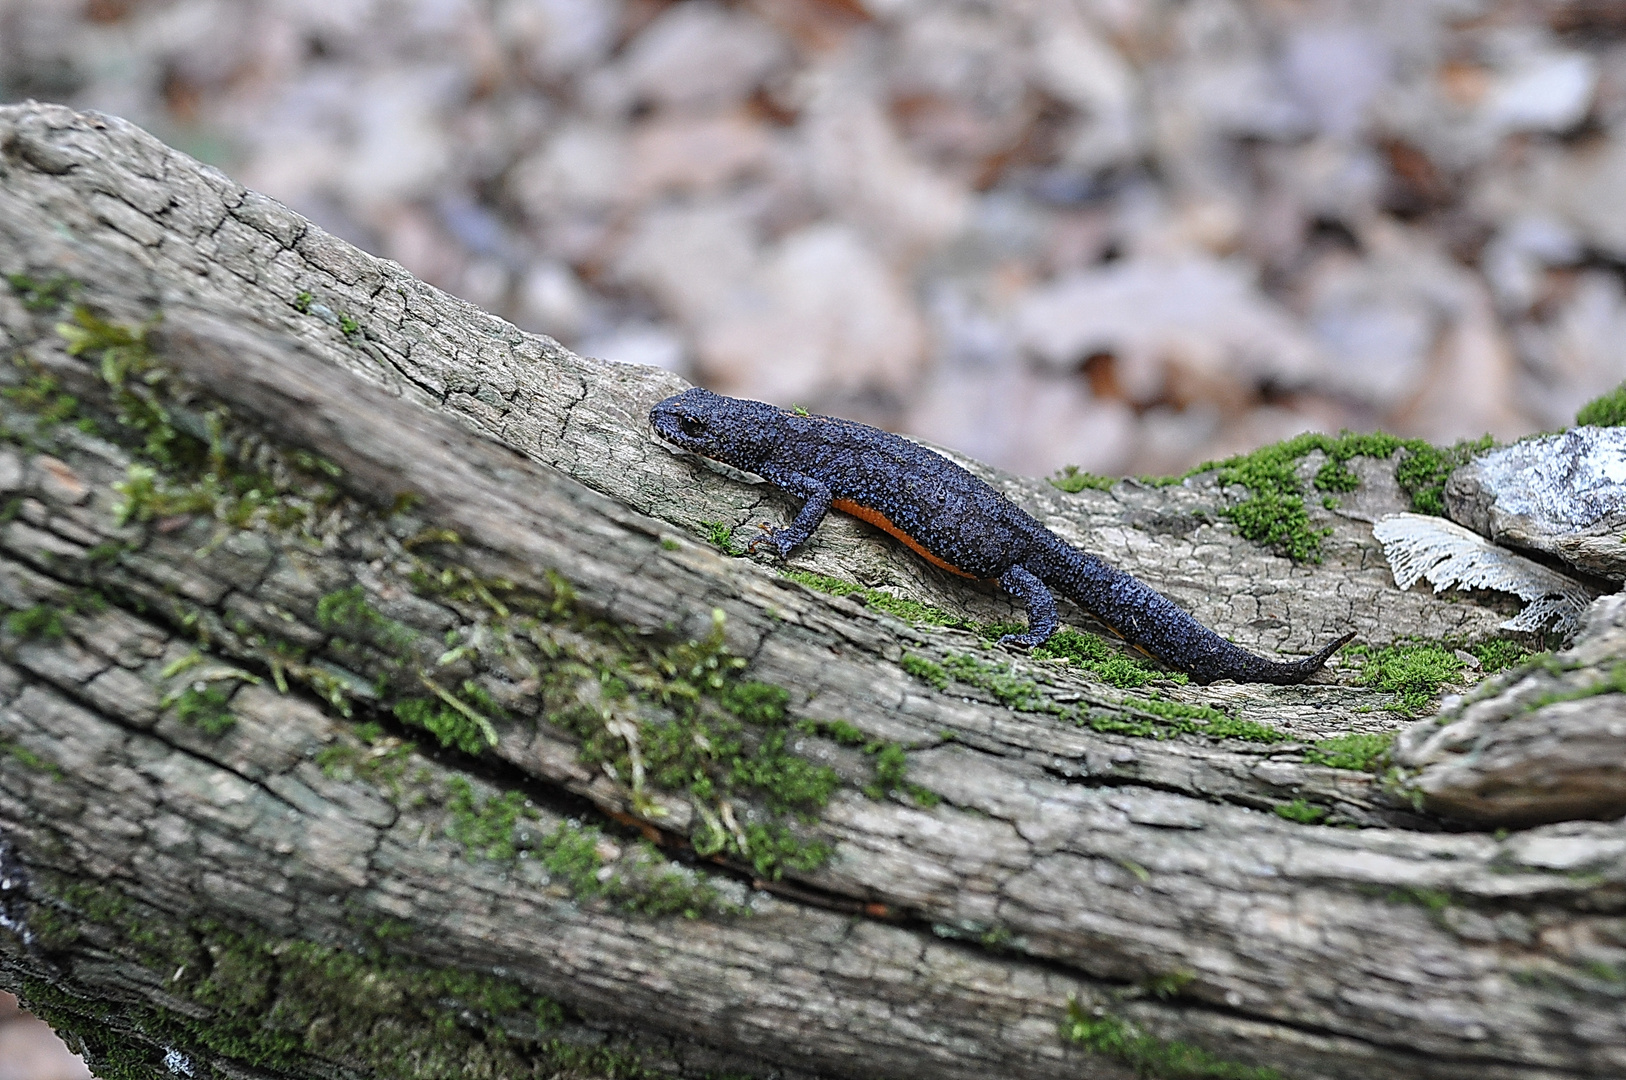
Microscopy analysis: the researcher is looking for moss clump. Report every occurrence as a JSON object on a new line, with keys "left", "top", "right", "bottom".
{"left": 912, "top": 649, "right": 1288, "bottom": 745}
{"left": 52, "top": 307, "right": 345, "bottom": 541}
{"left": 1061, "top": 996, "right": 1282, "bottom": 1080}
{"left": 1352, "top": 642, "right": 1464, "bottom": 715}
{"left": 0, "top": 737, "right": 64, "bottom": 778}
{"left": 3, "top": 371, "right": 81, "bottom": 427}
{"left": 899, "top": 653, "right": 949, "bottom": 690}
{"left": 5, "top": 604, "right": 66, "bottom": 641}
{"left": 1469, "top": 639, "right": 1531, "bottom": 676}
{"left": 1393, "top": 435, "right": 1495, "bottom": 517}
{"left": 1576, "top": 381, "right": 1626, "bottom": 427}
{"left": 1360, "top": 884, "right": 1453, "bottom": 913}
{"left": 699, "top": 519, "right": 741, "bottom": 555}
{"left": 1161, "top": 429, "right": 1491, "bottom": 560}
{"left": 1304, "top": 732, "right": 1392, "bottom": 772}
{"left": 315, "top": 723, "right": 414, "bottom": 795}
{"left": 1050, "top": 465, "right": 1117, "bottom": 493}
{"left": 6, "top": 272, "right": 77, "bottom": 312}
{"left": 1200, "top": 431, "right": 1409, "bottom": 561}
{"left": 173, "top": 682, "right": 235, "bottom": 735}
{"left": 786, "top": 575, "right": 1174, "bottom": 691}
{"left": 782, "top": 570, "right": 974, "bottom": 630}
{"left": 445, "top": 777, "right": 532, "bottom": 860}
{"left": 394, "top": 695, "right": 494, "bottom": 755}
{"left": 1522, "top": 661, "right": 1626, "bottom": 713}
{"left": 1119, "top": 693, "right": 1290, "bottom": 743}
{"left": 1031, "top": 627, "right": 1185, "bottom": 689}
{"left": 796, "top": 719, "right": 940, "bottom": 806}
{"left": 1274, "top": 799, "right": 1329, "bottom": 825}
{"left": 537, "top": 613, "right": 839, "bottom": 880}
{"left": 316, "top": 584, "right": 419, "bottom": 653}
{"left": 863, "top": 742, "right": 940, "bottom": 806}
{"left": 942, "top": 652, "right": 1052, "bottom": 712}
{"left": 20, "top": 878, "right": 702, "bottom": 1080}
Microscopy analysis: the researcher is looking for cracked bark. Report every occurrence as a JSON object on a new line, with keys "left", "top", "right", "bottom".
{"left": 0, "top": 102, "right": 1622, "bottom": 1080}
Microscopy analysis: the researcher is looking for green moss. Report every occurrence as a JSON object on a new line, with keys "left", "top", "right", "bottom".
{"left": 1304, "top": 732, "right": 1392, "bottom": 772}
{"left": 1583, "top": 960, "right": 1626, "bottom": 984}
{"left": 394, "top": 695, "right": 492, "bottom": 755}
{"left": 1360, "top": 884, "right": 1453, "bottom": 913}
{"left": 1050, "top": 465, "right": 1118, "bottom": 493}
{"left": 18, "top": 877, "right": 705, "bottom": 1080}
{"left": 899, "top": 653, "right": 950, "bottom": 690}
{"left": 1121, "top": 693, "right": 1290, "bottom": 743}
{"left": 1394, "top": 436, "right": 1495, "bottom": 517}
{"left": 1274, "top": 799, "right": 1329, "bottom": 825}
{"left": 5, "top": 604, "right": 66, "bottom": 641}
{"left": 292, "top": 290, "right": 313, "bottom": 313}
{"left": 1522, "top": 661, "right": 1626, "bottom": 713}
{"left": 1061, "top": 996, "right": 1281, "bottom": 1080}
{"left": 660, "top": 538, "right": 680, "bottom": 551}
{"left": 782, "top": 570, "right": 974, "bottom": 629}
{"left": 1140, "top": 971, "right": 1196, "bottom": 1000}
{"left": 173, "top": 682, "right": 235, "bottom": 735}
{"left": 1576, "top": 381, "right": 1626, "bottom": 427}
{"left": 1201, "top": 431, "right": 1411, "bottom": 561}
{"left": 915, "top": 649, "right": 1286, "bottom": 744}
{"left": 315, "top": 728, "right": 414, "bottom": 794}
{"left": 808, "top": 718, "right": 866, "bottom": 745}
{"left": 3, "top": 372, "right": 79, "bottom": 425}
{"left": 1163, "top": 429, "right": 1491, "bottom": 560}
{"left": 445, "top": 776, "right": 532, "bottom": 860}
{"left": 1469, "top": 639, "right": 1531, "bottom": 675}
{"left": 0, "top": 736, "right": 64, "bottom": 778}
{"left": 1032, "top": 627, "right": 1185, "bottom": 688}
{"left": 699, "top": 519, "right": 742, "bottom": 555}
{"left": 1352, "top": 642, "right": 1464, "bottom": 715}
{"left": 942, "top": 652, "right": 1053, "bottom": 712}
{"left": 785, "top": 573, "right": 1175, "bottom": 692}
{"left": 338, "top": 312, "right": 361, "bottom": 336}
{"left": 738, "top": 822, "right": 833, "bottom": 880}
{"left": 794, "top": 719, "right": 938, "bottom": 806}
{"left": 863, "top": 590, "right": 971, "bottom": 627}
{"left": 31, "top": 306, "right": 835, "bottom": 892}
{"left": 316, "top": 584, "right": 419, "bottom": 653}
{"left": 6, "top": 272, "right": 76, "bottom": 312}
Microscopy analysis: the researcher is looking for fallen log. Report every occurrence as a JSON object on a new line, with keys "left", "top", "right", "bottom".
{"left": 0, "top": 101, "right": 1621, "bottom": 1080}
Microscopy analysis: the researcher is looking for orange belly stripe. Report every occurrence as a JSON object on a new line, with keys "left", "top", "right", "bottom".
{"left": 831, "top": 498, "right": 981, "bottom": 579}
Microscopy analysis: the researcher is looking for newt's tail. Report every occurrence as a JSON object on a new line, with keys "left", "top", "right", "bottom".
{"left": 1032, "top": 542, "right": 1354, "bottom": 685}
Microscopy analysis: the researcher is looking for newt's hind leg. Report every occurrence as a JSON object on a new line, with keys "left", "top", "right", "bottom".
{"left": 996, "top": 564, "right": 1058, "bottom": 648}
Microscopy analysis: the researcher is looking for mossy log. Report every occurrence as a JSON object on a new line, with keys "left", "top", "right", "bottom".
{"left": 0, "top": 101, "right": 1622, "bottom": 1080}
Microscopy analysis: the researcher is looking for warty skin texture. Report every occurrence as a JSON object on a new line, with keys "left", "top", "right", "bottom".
{"left": 651, "top": 388, "right": 1353, "bottom": 684}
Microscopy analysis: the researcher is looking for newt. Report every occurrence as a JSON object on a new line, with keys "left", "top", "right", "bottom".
{"left": 651, "top": 388, "right": 1353, "bottom": 684}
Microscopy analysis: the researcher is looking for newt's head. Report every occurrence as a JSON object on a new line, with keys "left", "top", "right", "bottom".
{"left": 650, "top": 387, "right": 779, "bottom": 471}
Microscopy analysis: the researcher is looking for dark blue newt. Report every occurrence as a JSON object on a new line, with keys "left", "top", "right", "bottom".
{"left": 650, "top": 387, "right": 1353, "bottom": 684}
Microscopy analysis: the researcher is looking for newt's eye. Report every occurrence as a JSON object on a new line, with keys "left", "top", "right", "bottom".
{"left": 679, "top": 416, "right": 705, "bottom": 436}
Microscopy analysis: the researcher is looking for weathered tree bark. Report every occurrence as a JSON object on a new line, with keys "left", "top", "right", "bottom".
{"left": 0, "top": 102, "right": 1621, "bottom": 1080}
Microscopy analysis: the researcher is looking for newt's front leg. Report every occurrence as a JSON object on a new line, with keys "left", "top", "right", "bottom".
{"left": 751, "top": 468, "right": 832, "bottom": 559}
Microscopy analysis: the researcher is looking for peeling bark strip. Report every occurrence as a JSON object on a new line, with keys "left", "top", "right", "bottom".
{"left": 0, "top": 101, "right": 1622, "bottom": 1079}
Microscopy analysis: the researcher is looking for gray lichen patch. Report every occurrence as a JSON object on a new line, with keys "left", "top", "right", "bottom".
{"left": 1446, "top": 426, "right": 1626, "bottom": 582}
